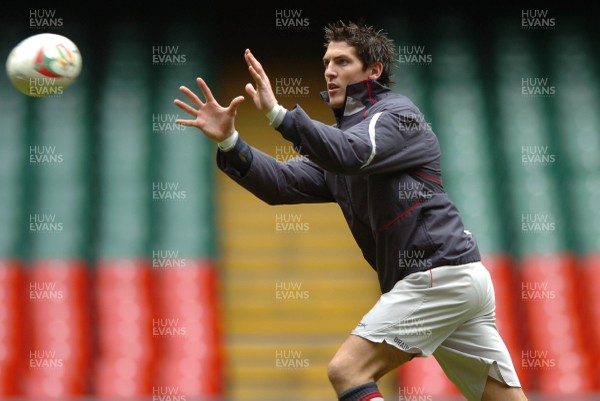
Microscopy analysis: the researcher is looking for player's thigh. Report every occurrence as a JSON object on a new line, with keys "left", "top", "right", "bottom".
{"left": 329, "top": 334, "right": 414, "bottom": 381}
{"left": 432, "top": 300, "right": 523, "bottom": 400}
{"left": 482, "top": 376, "right": 528, "bottom": 401}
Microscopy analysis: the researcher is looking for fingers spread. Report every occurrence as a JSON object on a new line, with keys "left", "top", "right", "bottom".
{"left": 179, "top": 85, "right": 204, "bottom": 108}
{"left": 196, "top": 77, "right": 215, "bottom": 102}
{"left": 173, "top": 98, "right": 199, "bottom": 117}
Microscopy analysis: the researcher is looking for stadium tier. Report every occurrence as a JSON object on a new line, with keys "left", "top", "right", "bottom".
{"left": 550, "top": 26, "right": 600, "bottom": 389}
{"left": 492, "top": 21, "right": 595, "bottom": 394}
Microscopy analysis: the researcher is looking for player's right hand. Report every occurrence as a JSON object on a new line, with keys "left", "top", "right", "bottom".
{"left": 244, "top": 49, "right": 278, "bottom": 114}
{"left": 173, "top": 77, "right": 245, "bottom": 142}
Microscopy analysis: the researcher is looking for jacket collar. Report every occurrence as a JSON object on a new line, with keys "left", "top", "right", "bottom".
{"left": 320, "top": 79, "right": 391, "bottom": 122}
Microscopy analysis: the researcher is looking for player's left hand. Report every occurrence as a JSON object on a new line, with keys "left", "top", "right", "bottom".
{"left": 174, "top": 77, "right": 245, "bottom": 142}
{"left": 244, "top": 49, "right": 278, "bottom": 113}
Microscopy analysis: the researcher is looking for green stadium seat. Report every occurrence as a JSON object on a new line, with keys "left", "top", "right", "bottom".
{"left": 428, "top": 22, "right": 530, "bottom": 391}
{"left": 384, "top": 16, "right": 429, "bottom": 107}
{"left": 429, "top": 35, "right": 503, "bottom": 255}
{"left": 550, "top": 27, "right": 600, "bottom": 390}
{"left": 150, "top": 27, "right": 223, "bottom": 396}
{"left": 0, "top": 27, "right": 32, "bottom": 397}
{"left": 93, "top": 25, "right": 156, "bottom": 397}
{"left": 14, "top": 33, "right": 95, "bottom": 396}
{"left": 493, "top": 23, "right": 595, "bottom": 394}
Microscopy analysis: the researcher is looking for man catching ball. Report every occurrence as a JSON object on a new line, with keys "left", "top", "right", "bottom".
{"left": 174, "top": 20, "right": 527, "bottom": 401}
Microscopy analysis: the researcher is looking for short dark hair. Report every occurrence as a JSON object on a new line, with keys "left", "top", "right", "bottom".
{"left": 324, "top": 20, "right": 397, "bottom": 87}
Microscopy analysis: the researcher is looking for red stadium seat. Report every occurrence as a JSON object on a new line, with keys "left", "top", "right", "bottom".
{"left": 579, "top": 252, "right": 600, "bottom": 390}
{"left": 519, "top": 253, "right": 595, "bottom": 394}
{"left": 0, "top": 260, "right": 26, "bottom": 396}
{"left": 94, "top": 357, "right": 153, "bottom": 397}
{"left": 152, "top": 260, "right": 224, "bottom": 396}
{"left": 482, "top": 254, "right": 531, "bottom": 391}
{"left": 93, "top": 259, "right": 156, "bottom": 397}
{"left": 398, "top": 356, "right": 460, "bottom": 397}
{"left": 24, "top": 259, "right": 92, "bottom": 397}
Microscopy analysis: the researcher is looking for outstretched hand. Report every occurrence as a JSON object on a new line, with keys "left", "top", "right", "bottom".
{"left": 174, "top": 77, "right": 244, "bottom": 142}
{"left": 244, "top": 49, "right": 278, "bottom": 113}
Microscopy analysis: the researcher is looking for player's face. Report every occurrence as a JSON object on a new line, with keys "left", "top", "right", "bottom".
{"left": 323, "top": 41, "right": 371, "bottom": 109}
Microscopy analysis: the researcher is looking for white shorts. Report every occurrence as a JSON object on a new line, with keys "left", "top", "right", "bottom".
{"left": 351, "top": 262, "right": 521, "bottom": 401}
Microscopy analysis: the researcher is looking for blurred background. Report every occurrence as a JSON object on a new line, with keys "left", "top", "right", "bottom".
{"left": 0, "top": 3, "right": 599, "bottom": 401}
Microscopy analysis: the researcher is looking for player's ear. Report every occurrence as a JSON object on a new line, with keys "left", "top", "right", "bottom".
{"left": 367, "top": 62, "right": 383, "bottom": 81}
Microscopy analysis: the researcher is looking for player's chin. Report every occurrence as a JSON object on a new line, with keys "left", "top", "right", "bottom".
{"left": 329, "top": 96, "right": 344, "bottom": 109}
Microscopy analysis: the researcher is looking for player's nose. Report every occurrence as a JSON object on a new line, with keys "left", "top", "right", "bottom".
{"left": 324, "top": 63, "right": 337, "bottom": 79}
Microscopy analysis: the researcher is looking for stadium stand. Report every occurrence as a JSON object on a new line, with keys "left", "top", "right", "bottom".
{"left": 549, "top": 25, "right": 600, "bottom": 390}
{"left": 151, "top": 28, "right": 223, "bottom": 395}
{"left": 0, "top": 26, "right": 28, "bottom": 394}
{"left": 492, "top": 22, "right": 595, "bottom": 394}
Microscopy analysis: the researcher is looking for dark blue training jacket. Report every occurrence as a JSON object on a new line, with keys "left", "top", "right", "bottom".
{"left": 217, "top": 79, "right": 481, "bottom": 293}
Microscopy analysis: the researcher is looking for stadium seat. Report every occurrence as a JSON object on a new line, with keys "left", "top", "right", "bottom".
{"left": 93, "top": 24, "right": 154, "bottom": 395}
{"left": 491, "top": 23, "right": 597, "bottom": 395}
{"left": 150, "top": 32, "right": 224, "bottom": 396}
{"left": 519, "top": 253, "right": 595, "bottom": 393}
{"left": 17, "top": 46, "right": 94, "bottom": 396}
{"left": 152, "top": 261, "right": 223, "bottom": 395}
{"left": 383, "top": 16, "right": 428, "bottom": 106}
{"left": 483, "top": 254, "right": 530, "bottom": 389}
{"left": 0, "top": 36, "right": 28, "bottom": 395}
{"left": 398, "top": 357, "right": 460, "bottom": 397}
{"left": 24, "top": 260, "right": 92, "bottom": 397}
{"left": 580, "top": 253, "right": 600, "bottom": 389}
{"left": 94, "top": 259, "right": 155, "bottom": 397}
{"left": 549, "top": 25, "right": 600, "bottom": 391}
{"left": 0, "top": 260, "right": 26, "bottom": 395}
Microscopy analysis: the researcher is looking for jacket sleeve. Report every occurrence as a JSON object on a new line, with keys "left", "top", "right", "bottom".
{"left": 276, "top": 105, "right": 441, "bottom": 175}
{"left": 216, "top": 136, "right": 334, "bottom": 205}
